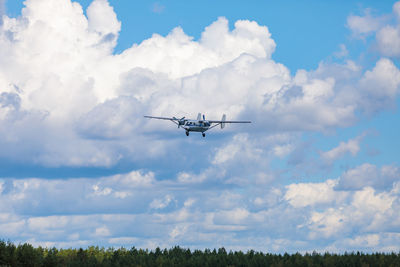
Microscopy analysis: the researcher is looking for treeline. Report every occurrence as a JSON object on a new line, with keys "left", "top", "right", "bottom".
{"left": 1, "top": 241, "right": 400, "bottom": 267}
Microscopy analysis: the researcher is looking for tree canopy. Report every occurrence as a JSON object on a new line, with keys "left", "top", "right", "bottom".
{"left": 0, "top": 240, "right": 399, "bottom": 267}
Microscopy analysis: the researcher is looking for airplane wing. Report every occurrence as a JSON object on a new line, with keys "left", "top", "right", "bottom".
{"left": 207, "top": 119, "right": 251, "bottom": 130}
{"left": 208, "top": 120, "right": 251, "bottom": 123}
{"left": 209, "top": 114, "right": 250, "bottom": 124}
{"left": 144, "top": 116, "right": 179, "bottom": 121}
{"left": 208, "top": 114, "right": 251, "bottom": 129}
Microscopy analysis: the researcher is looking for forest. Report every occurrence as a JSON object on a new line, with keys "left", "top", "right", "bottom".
{"left": 1, "top": 240, "right": 400, "bottom": 267}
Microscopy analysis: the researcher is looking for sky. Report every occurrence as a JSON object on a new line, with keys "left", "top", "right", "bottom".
{"left": 0, "top": 0, "right": 399, "bottom": 253}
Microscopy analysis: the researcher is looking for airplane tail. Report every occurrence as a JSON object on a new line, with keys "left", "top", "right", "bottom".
{"left": 197, "top": 113, "right": 202, "bottom": 121}
{"left": 221, "top": 114, "right": 226, "bottom": 129}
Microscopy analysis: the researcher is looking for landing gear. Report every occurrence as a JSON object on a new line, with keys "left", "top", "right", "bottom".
{"left": 202, "top": 133, "right": 205, "bottom": 137}
{"left": 185, "top": 131, "right": 189, "bottom": 136}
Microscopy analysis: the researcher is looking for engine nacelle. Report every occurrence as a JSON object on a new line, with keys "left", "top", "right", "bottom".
{"left": 221, "top": 114, "right": 226, "bottom": 129}
{"left": 178, "top": 120, "right": 186, "bottom": 128}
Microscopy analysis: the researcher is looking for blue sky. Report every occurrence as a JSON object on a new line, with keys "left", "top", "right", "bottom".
{"left": 0, "top": 0, "right": 400, "bottom": 252}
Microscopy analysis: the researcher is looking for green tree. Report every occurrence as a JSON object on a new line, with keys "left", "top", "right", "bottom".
{"left": 16, "top": 243, "right": 42, "bottom": 267}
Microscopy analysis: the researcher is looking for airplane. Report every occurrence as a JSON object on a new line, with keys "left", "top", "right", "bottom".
{"left": 144, "top": 113, "right": 251, "bottom": 137}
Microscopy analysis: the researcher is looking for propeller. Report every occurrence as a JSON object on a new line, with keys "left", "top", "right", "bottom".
{"left": 177, "top": 116, "right": 185, "bottom": 128}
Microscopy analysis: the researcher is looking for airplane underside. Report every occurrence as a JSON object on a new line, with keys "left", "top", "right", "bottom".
{"left": 184, "top": 127, "right": 209, "bottom": 137}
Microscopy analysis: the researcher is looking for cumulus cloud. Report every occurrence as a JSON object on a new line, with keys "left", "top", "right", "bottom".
{"left": 395, "top": 2, "right": 400, "bottom": 20}
{"left": 347, "top": 9, "right": 385, "bottom": 37}
{"left": 0, "top": 0, "right": 398, "bottom": 169}
{"left": 1, "top": 0, "right": 400, "bottom": 253}
{"left": 347, "top": 2, "right": 400, "bottom": 57}
{"left": 307, "top": 186, "right": 397, "bottom": 240}
{"left": 87, "top": 0, "right": 120, "bottom": 37}
{"left": 336, "top": 163, "right": 400, "bottom": 190}
{"left": 377, "top": 25, "right": 400, "bottom": 57}
{"left": 359, "top": 58, "right": 400, "bottom": 112}
{"left": 150, "top": 194, "right": 175, "bottom": 209}
{"left": 0, "top": 0, "right": 280, "bottom": 167}
{"left": 282, "top": 171, "right": 400, "bottom": 246}
{"left": 0, "top": 164, "right": 400, "bottom": 252}
{"left": 320, "top": 134, "right": 364, "bottom": 164}
{"left": 333, "top": 44, "right": 348, "bottom": 58}
{"left": 285, "top": 179, "right": 347, "bottom": 208}
{"left": 376, "top": 2, "right": 400, "bottom": 57}
{"left": 212, "top": 133, "right": 263, "bottom": 165}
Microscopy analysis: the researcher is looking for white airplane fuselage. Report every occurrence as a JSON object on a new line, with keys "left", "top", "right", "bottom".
{"left": 181, "top": 120, "right": 211, "bottom": 133}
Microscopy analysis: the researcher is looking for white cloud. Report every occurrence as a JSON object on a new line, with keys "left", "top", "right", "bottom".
{"left": 308, "top": 208, "right": 347, "bottom": 239}
{"left": 169, "top": 225, "right": 188, "bottom": 240}
{"left": 285, "top": 179, "right": 345, "bottom": 208}
{"left": 110, "top": 170, "right": 155, "bottom": 188}
{"left": 375, "top": 2, "right": 400, "bottom": 57}
{"left": 0, "top": 0, "right": 285, "bottom": 167}
{"left": 0, "top": 164, "right": 399, "bottom": 251}
{"left": 177, "top": 172, "right": 208, "bottom": 184}
{"left": 359, "top": 58, "right": 400, "bottom": 113}
{"left": 347, "top": 2, "right": 400, "bottom": 58}
{"left": 87, "top": 0, "right": 120, "bottom": 37}
{"left": 377, "top": 25, "right": 400, "bottom": 57}
{"left": 120, "top": 16, "right": 276, "bottom": 80}
{"left": 351, "top": 187, "right": 394, "bottom": 213}
{"left": 94, "top": 226, "right": 111, "bottom": 237}
{"left": 273, "top": 143, "right": 293, "bottom": 158}
{"left": 108, "top": 236, "right": 138, "bottom": 245}
{"left": 330, "top": 233, "right": 400, "bottom": 253}
{"left": 92, "top": 185, "right": 112, "bottom": 196}
{"left": 213, "top": 208, "right": 250, "bottom": 225}
{"left": 334, "top": 44, "right": 348, "bottom": 58}
{"left": 150, "top": 194, "right": 174, "bottom": 209}
{"left": 320, "top": 134, "right": 364, "bottom": 164}
{"left": 306, "top": 185, "right": 397, "bottom": 240}
{"left": 0, "top": 0, "right": 397, "bottom": 169}
{"left": 114, "top": 191, "right": 131, "bottom": 199}
{"left": 345, "top": 234, "right": 380, "bottom": 248}
{"left": 201, "top": 18, "right": 276, "bottom": 60}
{"left": 259, "top": 64, "right": 358, "bottom": 132}
{"left": 212, "top": 133, "right": 285, "bottom": 166}
{"left": 336, "top": 163, "right": 400, "bottom": 190}
{"left": 395, "top": 2, "right": 400, "bottom": 20}
{"left": 212, "top": 139, "right": 242, "bottom": 165}
{"left": 1, "top": 0, "right": 400, "bottom": 253}
{"left": 28, "top": 216, "right": 69, "bottom": 232}
{"left": 254, "top": 172, "right": 275, "bottom": 185}
{"left": 0, "top": 219, "right": 26, "bottom": 236}
{"left": 347, "top": 10, "right": 385, "bottom": 37}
